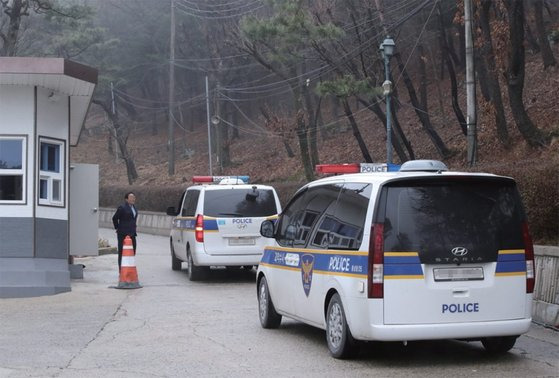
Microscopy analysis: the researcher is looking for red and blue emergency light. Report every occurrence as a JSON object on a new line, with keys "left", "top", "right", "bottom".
{"left": 192, "top": 175, "right": 250, "bottom": 184}
{"left": 315, "top": 163, "right": 401, "bottom": 175}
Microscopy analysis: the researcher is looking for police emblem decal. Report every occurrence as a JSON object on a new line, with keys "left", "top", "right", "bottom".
{"left": 301, "top": 254, "right": 314, "bottom": 297}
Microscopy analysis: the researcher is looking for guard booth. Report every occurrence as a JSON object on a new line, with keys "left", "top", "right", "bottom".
{"left": 0, "top": 57, "right": 98, "bottom": 298}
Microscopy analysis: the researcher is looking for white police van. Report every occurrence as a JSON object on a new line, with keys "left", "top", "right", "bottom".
{"left": 167, "top": 176, "right": 281, "bottom": 281}
{"left": 257, "top": 160, "right": 535, "bottom": 358}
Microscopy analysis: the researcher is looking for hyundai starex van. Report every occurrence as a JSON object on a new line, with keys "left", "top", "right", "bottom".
{"left": 257, "top": 160, "right": 535, "bottom": 358}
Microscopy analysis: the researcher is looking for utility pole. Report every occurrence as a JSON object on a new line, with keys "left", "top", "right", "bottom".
{"left": 215, "top": 82, "right": 222, "bottom": 173}
{"left": 465, "top": 0, "right": 477, "bottom": 166}
{"left": 168, "top": 0, "right": 176, "bottom": 176}
{"left": 110, "top": 82, "right": 119, "bottom": 163}
{"left": 205, "top": 75, "right": 213, "bottom": 175}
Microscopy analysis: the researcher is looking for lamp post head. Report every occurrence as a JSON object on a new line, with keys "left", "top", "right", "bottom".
{"left": 378, "top": 43, "right": 385, "bottom": 59}
{"left": 382, "top": 37, "right": 395, "bottom": 57}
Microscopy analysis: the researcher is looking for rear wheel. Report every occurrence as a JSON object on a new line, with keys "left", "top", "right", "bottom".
{"left": 326, "top": 293, "right": 359, "bottom": 359}
{"left": 170, "top": 240, "right": 181, "bottom": 271}
{"left": 258, "top": 276, "right": 282, "bottom": 328}
{"left": 481, "top": 336, "right": 518, "bottom": 354}
{"left": 187, "top": 248, "right": 206, "bottom": 281}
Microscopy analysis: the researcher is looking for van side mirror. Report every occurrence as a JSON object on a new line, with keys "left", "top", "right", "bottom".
{"left": 260, "top": 220, "right": 275, "bottom": 238}
{"left": 166, "top": 206, "right": 178, "bottom": 216}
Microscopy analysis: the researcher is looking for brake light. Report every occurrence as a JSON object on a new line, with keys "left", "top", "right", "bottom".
{"left": 368, "top": 223, "right": 384, "bottom": 298}
{"left": 195, "top": 214, "right": 204, "bottom": 243}
{"left": 522, "top": 222, "right": 535, "bottom": 293}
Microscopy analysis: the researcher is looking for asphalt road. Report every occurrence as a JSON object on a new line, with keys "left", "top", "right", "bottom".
{"left": 0, "top": 229, "right": 557, "bottom": 378}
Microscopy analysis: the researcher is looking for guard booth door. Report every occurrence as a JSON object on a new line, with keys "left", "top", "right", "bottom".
{"left": 69, "top": 163, "right": 99, "bottom": 256}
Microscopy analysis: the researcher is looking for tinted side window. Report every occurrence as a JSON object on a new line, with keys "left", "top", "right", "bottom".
{"left": 327, "top": 183, "right": 372, "bottom": 250}
{"left": 277, "top": 184, "right": 342, "bottom": 248}
{"left": 182, "top": 190, "right": 200, "bottom": 217}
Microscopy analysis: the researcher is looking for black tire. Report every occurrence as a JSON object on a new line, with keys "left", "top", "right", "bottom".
{"left": 170, "top": 240, "right": 182, "bottom": 271}
{"left": 481, "top": 336, "right": 518, "bottom": 354}
{"left": 258, "top": 276, "right": 282, "bottom": 328}
{"left": 187, "top": 248, "right": 206, "bottom": 281}
{"left": 326, "top": 293, "right": 359, "bottom": 359}
{"left": 243, "top": 265, "right": 254, "bottom": 271}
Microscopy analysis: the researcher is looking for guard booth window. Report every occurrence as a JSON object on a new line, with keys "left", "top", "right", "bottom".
{"left": 0, "top": 136, "right": 26, "bottom": 203}
{"left": 38, "top": 137, "right": 65, "bottom": 207}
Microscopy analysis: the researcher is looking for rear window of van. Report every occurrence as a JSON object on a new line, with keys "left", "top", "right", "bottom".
{"left": 203, "top": 189, "right": 278, "bottom": 218}
{"left": 379, "top": 177, "right": 526, "bottom": 264}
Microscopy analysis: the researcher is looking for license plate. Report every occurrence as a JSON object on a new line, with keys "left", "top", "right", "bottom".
{"left": 228, "top": 237, "right": 256, "bottom": 246}
{"left": 433, "top": 267, "right": 484, "bottom": 282}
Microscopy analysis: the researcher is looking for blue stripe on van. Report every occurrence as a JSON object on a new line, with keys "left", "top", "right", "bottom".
{"left": 204, "top": 219, "right": 219, "bottom": 231}
{"left": 497, "top": 253, "right": 525, "bottom": 262}
{"left": 384, "top": 255, "right": 421, "bottom": 264}
{"left": 384, "top": 252, "right": 424, "bottom": 278}
{"left": 496, "top": 260, "right": 526, "bottom": 274}
{"left": 384, "top": 264, "right": 424, "bottom": 276}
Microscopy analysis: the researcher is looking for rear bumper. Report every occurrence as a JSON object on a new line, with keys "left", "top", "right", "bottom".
{"left": 192, "top": 249, "right": 262, "bottom": 266}
{"left": 358, "top": 318, "right": 532, "bottom": 341}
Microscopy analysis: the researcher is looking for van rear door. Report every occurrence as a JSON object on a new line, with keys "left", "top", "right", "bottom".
{"left": 202, "top": 187, "right": 279, "bottom": 256}
{"left": 378, "top": 176, "right": 529, "bottom": 325}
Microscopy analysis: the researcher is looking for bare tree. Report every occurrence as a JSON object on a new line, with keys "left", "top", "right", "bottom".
{"left": 92, "top": 98, "right": 139, "bottom": 185}
{"left": 505, "top": 0, "right": 549, "bottom": 147}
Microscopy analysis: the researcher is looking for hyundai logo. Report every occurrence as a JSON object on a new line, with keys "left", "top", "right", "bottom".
{"left": 451, "top": 247, "right": 468, "bottom": 257}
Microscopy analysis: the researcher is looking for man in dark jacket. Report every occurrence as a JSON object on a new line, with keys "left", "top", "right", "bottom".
{"left": 112, "top": 192, "right": 138, "bottom": 270}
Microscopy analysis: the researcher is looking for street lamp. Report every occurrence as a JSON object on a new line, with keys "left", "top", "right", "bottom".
{"left": 379, "top": 36, "right": 395, "bottom": 165}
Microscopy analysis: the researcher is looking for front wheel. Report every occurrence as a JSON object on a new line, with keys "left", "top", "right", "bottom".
{"left": 258, "top": 276, "right": 282, "bottom": 328}
{"left": 170, "top": 240, "right": 182, "bottom": 271}
{"left": 481, "top": 336, "right": 518, "bottom": 354}
{"left": 187, "top": 249, "right": 207, "bottom": 281}
{"left": 326, "top": 293, "right": 359, "bottom": 359}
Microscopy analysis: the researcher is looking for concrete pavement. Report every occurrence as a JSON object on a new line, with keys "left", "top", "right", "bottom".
{"left": 0, "top": 229, "right": 557, "bottom": 377}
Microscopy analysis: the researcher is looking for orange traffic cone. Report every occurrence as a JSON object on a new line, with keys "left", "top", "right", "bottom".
{"left": 116, "top": 235, "right": 142, "bottom": 289}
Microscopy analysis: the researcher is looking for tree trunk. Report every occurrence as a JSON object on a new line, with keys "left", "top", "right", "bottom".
{"left": 506, "top": 1, "right": 549, "bottom": 147}
{"left": 292, "top": 87, "right": 314, "bottom": 180}
{"left": 391, "top": 105, "right": 415, "bottom": 160}
{"left": 1, "top": 0, "right": 24, "bottom": 56}
{"left": 524, "top": 21, "right": 540, "bottom": 53}
{"left": 475, "top": 54, "right": 492, "bottom": 102}
{"left": 438, "top": 4, "right": 467, "bottom": 136}
{"left": 479, "top": 0, "right": 509, "bottom": 145}
{"left": 341, "top": 98, "right": 373, "bottom": 163}
{"left": 417, "top": 45, "right": 428, "bottom": 112}
{"left": 302, "top": 85, "right": 320, "bottom": 167}
{"left": 357, "top": 97, "right": 410, "bottom": 162}
{"left": 395, "top": 52, "right": 451, "bottom": 158}
{"left": 93, "top": 99, "right": 138, "bottom": 184}
{"left": 534, "top": 0, "right": 557, "bottom": 68}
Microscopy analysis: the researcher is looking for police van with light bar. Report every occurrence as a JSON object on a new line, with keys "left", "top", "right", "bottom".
{"left": 167, "top": 176, "right": 281, "bottom": 281}
{"left": 257, "top": 160, "right": 535, "bottom": 358}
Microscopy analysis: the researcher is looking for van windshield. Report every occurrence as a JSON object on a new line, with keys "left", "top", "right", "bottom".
{"left": 204, "top": 189, "right": 278, "bottom": 218}
{"left": 381, "top": 177, "right": 526, "bottom": 264}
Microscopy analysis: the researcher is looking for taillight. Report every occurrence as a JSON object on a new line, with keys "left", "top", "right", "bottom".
{"left": 368, "top": 223, "right": 384, "bottom": 298}
{"left": 522, "top": 222, "right": 535, "bottom": 293}
{"left": 195, "top": 214, "right": 204, "bottom": 243}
